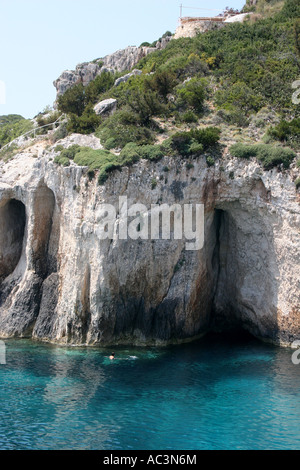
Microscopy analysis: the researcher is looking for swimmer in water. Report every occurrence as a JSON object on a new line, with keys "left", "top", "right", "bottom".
{"left": 109, "top": 352, "right": 115, "bottom": 360}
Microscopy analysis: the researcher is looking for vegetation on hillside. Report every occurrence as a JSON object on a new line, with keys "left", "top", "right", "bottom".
{"left": 54, "top": 126, "right": 221, "bottom": 183}
{"left": 2, "top": 0, "right": 299, "bottom": 186}
{"left": 0, "top": 115, "right": 33, "bottom": 147}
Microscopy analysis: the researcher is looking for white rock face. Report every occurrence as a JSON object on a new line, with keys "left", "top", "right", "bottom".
{"left": 53, "top": 47, "right": 154, "bottom": 98}
{"left": 114, "top": 69, "right": 142, "bottom": 87}
{"left": 0, "top": 145, "right": 299, "bottom": 346}
{"left": 93, "top": 99, "right": 117, "bottom": 116}
{"left": 53, "top": 37, "right": 172, "bottom": 99}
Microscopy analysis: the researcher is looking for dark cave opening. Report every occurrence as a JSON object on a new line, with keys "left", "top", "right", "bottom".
{"left": 32, "top": 185, "right": 56, "bottom": 279}
{"left": 210, "top": 208, "right": 246, "bottom": 334}
{"left": 0, "top": 199, "right": 26, "bottom": 281}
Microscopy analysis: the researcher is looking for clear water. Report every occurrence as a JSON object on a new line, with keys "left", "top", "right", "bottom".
{"left": 0, "top": 333, "right": 299, "bottom": 450}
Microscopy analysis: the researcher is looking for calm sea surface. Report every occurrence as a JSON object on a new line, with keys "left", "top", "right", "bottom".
{"left": 0, "top": 333, "right": 299, "bottom": 450}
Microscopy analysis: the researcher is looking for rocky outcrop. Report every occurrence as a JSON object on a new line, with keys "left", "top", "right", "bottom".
{"left": 0, "top": 140, "right": 299, "bottom": 347}
{"left": 114, "top": 69, "right": 142, "bottom": 87}
{"left": 53, "top": 35, "right": 172, "bottom": 99}
{"left": 93, "top": 98, "right": 117, "bottom": 116}
{"left": 54, "top": 46, "right": 154, "bottom": 98}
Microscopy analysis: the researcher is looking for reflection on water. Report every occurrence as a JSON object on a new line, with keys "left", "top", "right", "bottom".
{"left": 0, "top": 334, "right": 299, "bottom": 450}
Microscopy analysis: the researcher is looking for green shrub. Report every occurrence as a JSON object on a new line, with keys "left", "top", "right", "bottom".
{"left": 54, "top": 155, "right": 70, "bottom": 166}
{"left": 294, "top": 18, "right": 300, "bottom": 55}
{"left": 229, "top": 143, "right": 256, "bottom": 159}
{"left": 176, "top": 78, "right": 206, "bottom": 113}
{"left": 128, "top": 88, "right": 166, "bottom": 124}
{"left": 0, "top": 115, "right": 33, "bottom": 147}
{"left": 230, "top": 143, "right": 296, "bottom": 169}
{"left": 180, "top": 110, "right": 198, "bottom": 123}
{"left": 145, "top": 70, "right": 177, "bottom": 101}
{"left": 191, "top": 127, "right": 221, "bottom": 149}
{"left": 151, "top": 178, "right": 157, "bottom": 189}
{"left": 206, "top": 156, "right": 215, "bottom": 167}
{"left": 189, "top": 142, "right": 203, "bottom": 156}
{"left": 295, "top": 177, "right": 300, "bottom": 189}
{"left": 84, "top": 71, "right": 114, "bottom": 104}
{"left": 98, "top": 162, "right": 122, "bottom": 185}
{"left": 268, "top": 118, "right": 300, "bottom": 148}
{"left": 138, "top": 145, "right": 164, "bottom": 161}
{"left": 216, "top": 81, "right": 263, "bottom": 114}
{"left": 257, "top": 145, "right": 296, "bottom": 169}
{"left": 119, "top": 143, "right": 140, "bottom": 165}
{"left": 119, "top": 142, "right": 164, "bottom": 164}
{"left": 59, "top": 145, "right": 81, "bottom": 160}
{"left": 97, "top": 109, "right": 154, "bottom": 148}
{"left": 217, "top": 108, "right": 249, "bottom": 127}
{"left": 67, "top": 107, "right": 102, "bottom": 134}
{"left": 104, "top": 137, "right": 117, "bottom": 150}
{"left": 160, "top": 138, "right": 173, "bottom": 156}
{"left": 170, "top": 127, "right": 220, "bottom": 156}
{"left": 186, "top": 162, "right": 194, "bottom": 170}
{"left": 170, "top": 131, "right": 192, "bottom": 156}
{"left": 57, "top": 83, "right": 86, "bottom": 117}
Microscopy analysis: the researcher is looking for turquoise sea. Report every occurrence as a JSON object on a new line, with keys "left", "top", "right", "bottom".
{"left": 0, "top": 332, "right": 299, "bottom": 450}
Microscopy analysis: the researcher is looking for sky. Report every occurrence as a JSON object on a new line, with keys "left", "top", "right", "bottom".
{"left": 0, "top": 0, "right": 245, "bottom": 119}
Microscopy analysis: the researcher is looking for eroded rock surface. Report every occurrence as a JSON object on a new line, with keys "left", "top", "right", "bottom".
{"left": 54, "top": 47, "right": 154, "bottom": 98}
{"left": 0, "top": 145, "right": 299, "bottom": 346}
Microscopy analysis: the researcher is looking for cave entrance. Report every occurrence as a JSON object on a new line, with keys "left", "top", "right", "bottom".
{"left": 32, "top": 185, "right": 56, "bottom": 279}
{"left": 0, "top": 199, "right": 26, "bottom": 281}
{"left": 210, "top": 204, "right": 275, "bottom": 340}
{"left": 211, "top": 207, "right": 246, "bottom": 333}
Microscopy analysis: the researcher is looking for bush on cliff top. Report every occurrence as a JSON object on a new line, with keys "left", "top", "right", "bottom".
{"left": 167, "top": 127, "right": 221, "bottom": 157}
{"left": 230, "top": 143, "right": 296, "bottom": 169}
{"left": 267, "top": 118, "right": 300, "bottom": 149}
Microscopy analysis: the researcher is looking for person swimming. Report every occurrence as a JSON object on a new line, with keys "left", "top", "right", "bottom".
{"left": 109, "top": 352, "right": 115, "bottom": 360}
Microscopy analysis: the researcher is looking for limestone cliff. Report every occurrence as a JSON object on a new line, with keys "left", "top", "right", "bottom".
{"left": 0, "top": 136, "right": 299, "bottom": 346}
{"left": 54, "top": 39, "right": 171, "bottom": 98}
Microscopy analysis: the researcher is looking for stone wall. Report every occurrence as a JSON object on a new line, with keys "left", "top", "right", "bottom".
{"left": 174, "top": 17, "right": 225, "bottom": 39}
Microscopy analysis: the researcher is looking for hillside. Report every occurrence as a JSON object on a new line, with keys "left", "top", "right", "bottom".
{"left": 1, "top": 0, "right": 300, "bottom": 181}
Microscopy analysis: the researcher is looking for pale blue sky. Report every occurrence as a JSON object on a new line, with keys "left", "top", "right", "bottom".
{"left": 0, "top": 0, "right": 245, "bottom": 118}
